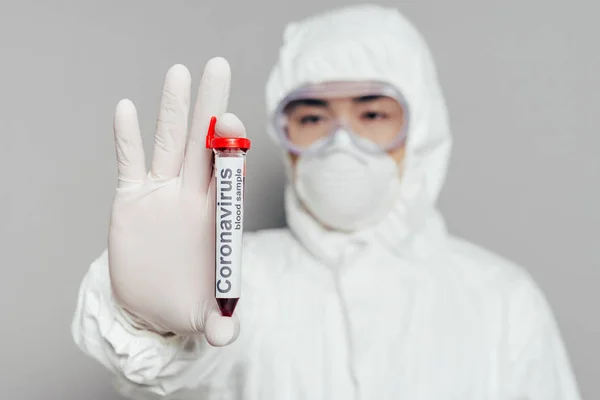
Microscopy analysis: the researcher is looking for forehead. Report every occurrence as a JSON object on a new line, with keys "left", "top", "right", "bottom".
{"left": 282, "top": 81, "right": 405, "bottom": 112}
{"left": 286, "top": 81, "right": 399, "bottom": 101}
{"left": 283, "top": 96, "right": 399, "bottom": 115}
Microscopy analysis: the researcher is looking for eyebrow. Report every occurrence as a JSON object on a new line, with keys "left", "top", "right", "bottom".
{"left": 352, "top": 95, "right": 385, "bottom": 103}
{"left": 283, "top": 98, "right": 329, "bottom": 113}
{"left": 283, "top": 95, "right": 387, "bottom": 114}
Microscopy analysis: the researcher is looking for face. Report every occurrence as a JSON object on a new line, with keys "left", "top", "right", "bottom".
{"left": 284, "top": 94, "right": 407, "bottom": 166}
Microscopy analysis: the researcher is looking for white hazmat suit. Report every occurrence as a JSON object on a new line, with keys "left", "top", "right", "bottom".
{"left": 72, "top": 4, "right": 582, "bottom": 400}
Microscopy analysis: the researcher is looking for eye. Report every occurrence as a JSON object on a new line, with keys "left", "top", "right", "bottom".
{"left": 299, "top": 115, "right": 326, "bottom": 125}
{"left": 361, "top": 111, "right": 388, "bottom": 121}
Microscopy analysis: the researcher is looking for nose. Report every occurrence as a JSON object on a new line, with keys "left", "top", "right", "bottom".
{"left": 331, "top": 127, "right": 353, "bottom": 146}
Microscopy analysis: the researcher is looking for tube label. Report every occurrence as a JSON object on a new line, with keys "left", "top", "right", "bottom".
{"left": 214, "top": 156, "right": 245, "bottom": 299}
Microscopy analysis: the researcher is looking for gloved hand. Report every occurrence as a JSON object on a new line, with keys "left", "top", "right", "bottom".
{"left": 107, "top": 58, "right": 245, "bottom": 346}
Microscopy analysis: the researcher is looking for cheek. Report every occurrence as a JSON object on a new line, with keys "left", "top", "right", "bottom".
{"left": 388, "top": 146, "right": 406, "bottom": 169}
{"left": 288, "top": 153, "right": 299, "bottom": 180}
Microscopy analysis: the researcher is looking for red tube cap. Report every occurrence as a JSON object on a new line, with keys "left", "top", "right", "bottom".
{"left": 205, "top": 116, "right": 251, "bottom": 150}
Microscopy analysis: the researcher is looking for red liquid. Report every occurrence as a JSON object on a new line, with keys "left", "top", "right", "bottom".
{"left": 217, "top": 298, "right": 239, "bottom": 317}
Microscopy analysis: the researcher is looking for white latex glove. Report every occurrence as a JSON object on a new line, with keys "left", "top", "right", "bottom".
{"left": 108, "top": 58, "right": 245, "bottom": 346}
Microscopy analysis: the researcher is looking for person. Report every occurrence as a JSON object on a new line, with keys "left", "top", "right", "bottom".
{"left": 71, "top": 4, "right": 582, "bottom": 399}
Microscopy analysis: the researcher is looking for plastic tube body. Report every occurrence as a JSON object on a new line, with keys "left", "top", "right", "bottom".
{"left": 213, "top": 148, "right": 247, "bottom": 316}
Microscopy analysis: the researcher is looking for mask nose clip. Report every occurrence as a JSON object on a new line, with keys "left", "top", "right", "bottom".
{"left": 330, "top": 123, "right": 353, "bottom": 146}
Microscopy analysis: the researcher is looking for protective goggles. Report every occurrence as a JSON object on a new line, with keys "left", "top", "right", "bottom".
{"left": 272, "top": 81, "right": 410, "bottom": 155}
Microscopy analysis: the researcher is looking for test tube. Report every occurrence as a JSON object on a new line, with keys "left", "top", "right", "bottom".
{"left": 206, "top": 116, "right": 251, "bottom": 317}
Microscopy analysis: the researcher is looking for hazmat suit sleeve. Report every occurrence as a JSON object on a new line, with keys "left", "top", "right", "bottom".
{"left": 71, "top": 247, "right": 259, "bottom": 398}
{"left": 507, "top": 275, "right": 582, "bottom": 399}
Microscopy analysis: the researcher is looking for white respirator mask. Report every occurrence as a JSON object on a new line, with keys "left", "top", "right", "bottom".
{"left": 294, "top": 129, "right": 402, "bottom": 232}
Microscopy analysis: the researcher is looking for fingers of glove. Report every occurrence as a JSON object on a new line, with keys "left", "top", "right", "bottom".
{"left": 203, "top": 305, "right": 240, "bottom": 347}
{"left": 114, "top": 99, "right": 146, "bottom": 188}
{"left": 215, "top": 113, "right": 247, "bottom": 139}
{"left": 150, "top": 64, "right": 192, "bottom": 180}
{"left": 182, "top": 57, "right": 231, "bottom": 191}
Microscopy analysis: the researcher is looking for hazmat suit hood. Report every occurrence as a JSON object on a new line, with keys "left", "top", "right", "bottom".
{"left": 265, "top": 4, "right": 452, "bottom": 263}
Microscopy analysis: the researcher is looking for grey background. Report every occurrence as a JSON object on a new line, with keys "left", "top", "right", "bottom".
{"left": 0, "top": 0, "right": 597, "bottom": 398}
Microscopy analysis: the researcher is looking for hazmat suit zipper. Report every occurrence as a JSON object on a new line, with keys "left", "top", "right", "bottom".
{"left": 329, "top": 241, "right": 366, "bottom": 400}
